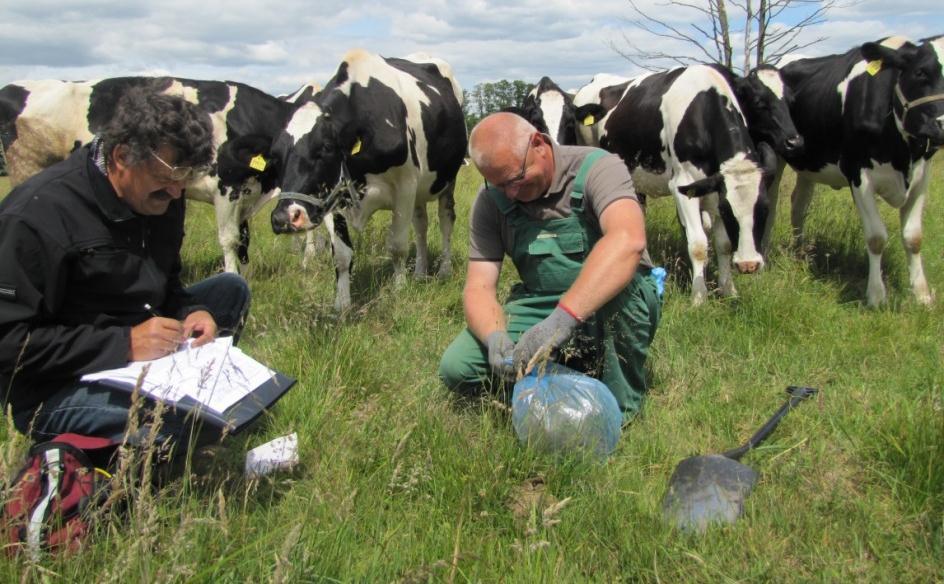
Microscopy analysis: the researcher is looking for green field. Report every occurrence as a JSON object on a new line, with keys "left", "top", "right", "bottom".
{"left": 1, "top": 165, "right": 942, "bottom": 582}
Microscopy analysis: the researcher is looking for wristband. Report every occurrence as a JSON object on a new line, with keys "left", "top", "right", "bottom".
{"left": 557, "top": 301, "right": 584, "bottom": 323}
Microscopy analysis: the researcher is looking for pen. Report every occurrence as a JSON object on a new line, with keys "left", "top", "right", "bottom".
{"left": 143, "top": 303, "right": 160, "bottom": 317}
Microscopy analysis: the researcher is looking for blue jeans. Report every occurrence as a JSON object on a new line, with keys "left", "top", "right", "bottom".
{"left": 16, "top": 273, "right": 251, "bottom": 451}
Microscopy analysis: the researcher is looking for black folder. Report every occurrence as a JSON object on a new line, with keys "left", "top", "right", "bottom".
{"left": 92, "top": 371, "right": 296, "bottom": 437}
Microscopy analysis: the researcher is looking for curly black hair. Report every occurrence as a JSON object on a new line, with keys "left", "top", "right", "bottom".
{"left": 100, "top": 82, "right": 214, "bottom": 168}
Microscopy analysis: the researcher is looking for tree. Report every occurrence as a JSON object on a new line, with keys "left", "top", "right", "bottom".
{"left": 463, "top": 80, "right": 535, "bottom": 130}
{"left": 614, "top": 0, "right": 837, "bottom": 73}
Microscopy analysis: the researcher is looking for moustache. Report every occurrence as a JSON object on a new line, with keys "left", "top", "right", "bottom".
{"left": 150, "top": 189, "right": 175, "bottom": 201}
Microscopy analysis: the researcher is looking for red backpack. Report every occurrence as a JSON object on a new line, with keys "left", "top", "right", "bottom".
{"left": 3, "top": 433, "right": 117, "bottom": 558}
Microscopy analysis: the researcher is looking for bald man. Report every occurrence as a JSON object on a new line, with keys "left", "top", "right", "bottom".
{"left": 438, "top": 113, "right": 661, "bottom": 419}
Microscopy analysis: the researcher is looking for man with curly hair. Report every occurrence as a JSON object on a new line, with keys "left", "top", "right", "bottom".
{"left": 0, "top": 86, "right": 251, "bottom": 455}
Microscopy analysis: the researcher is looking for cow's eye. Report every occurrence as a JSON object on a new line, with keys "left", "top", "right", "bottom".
{"left": 912, "top": 68, "right": 928, "bottom": 82}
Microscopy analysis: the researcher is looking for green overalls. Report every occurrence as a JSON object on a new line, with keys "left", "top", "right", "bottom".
{"left": 439, "top": 150, "right": 661, "bottom": 419}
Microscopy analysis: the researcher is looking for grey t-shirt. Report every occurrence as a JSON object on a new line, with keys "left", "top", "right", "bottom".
{"left": 469, "top": 143, "right": 653, "bottom": 267}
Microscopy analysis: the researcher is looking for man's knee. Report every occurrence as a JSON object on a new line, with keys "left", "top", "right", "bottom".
{"left": 438, "top": 331, "right": 490, "bottom": 394}
{"left": 189, "top": 273, "right": 251, "bottom": 340}
{"left": 438, "top": 349, "right": 474, "bottom": 392}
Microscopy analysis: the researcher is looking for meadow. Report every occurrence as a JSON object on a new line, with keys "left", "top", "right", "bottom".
{"left": 0, "top": 163, "right": 942, "bottom": 582}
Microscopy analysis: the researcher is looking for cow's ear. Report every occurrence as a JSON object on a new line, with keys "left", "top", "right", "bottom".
{"left": 678, "top": 174, "right": 726, "bottom": 198}
{"left": 573, "top": 104, "right": 607, "bottom": 127}
{"left": 217, "top": 135, "right": 277, "bottom": 183}
{"left": 860, "top": 41, "right": 918, "bottom": 70}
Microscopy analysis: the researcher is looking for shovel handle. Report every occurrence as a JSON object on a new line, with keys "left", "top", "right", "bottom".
{"left": 722, "top": 385, "right": 818, "bottom": 460}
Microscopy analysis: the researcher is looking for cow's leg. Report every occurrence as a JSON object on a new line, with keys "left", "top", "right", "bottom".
{"left": 761, "top": 160, "right": 786, "bottom": 255}
{"left": 899, "top": 166, "right": 933, "bottom": 305}
{"left": 237, "top": 221, "right": 250, "bottom": 265}
{"left": 703, "top": 195, "right": 737, "bottom": 298}
{"left": 850, "top": 178, "right": 888, "bottom": 307}
{"left": 412, "top": 203, "right": 430, "bottom": 278}
{"left": 436, "top": 183, "right": 456, "bottom": 279}
{"left": 214, "top": 189, "right": 243, "bottom": 273}
{"left": 790, "top": 174, "right": 816, "bottom": 247}
{"left": 672, "top": 189, "right": 711, "bottom": 305}
{"left": 325, "top": 213, "right": 355, "bottom": 313}
{"left": 387, "top": 182, "right": 418, "bottom": 288}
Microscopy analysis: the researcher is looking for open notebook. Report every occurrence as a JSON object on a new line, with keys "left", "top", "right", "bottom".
{"left": 81, "top": 337, "right": 295, "bottom": 434}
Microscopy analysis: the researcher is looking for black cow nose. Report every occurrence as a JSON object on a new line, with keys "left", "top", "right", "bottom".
{"left": 785, "top": 135, "right": 804, "bottom": 153}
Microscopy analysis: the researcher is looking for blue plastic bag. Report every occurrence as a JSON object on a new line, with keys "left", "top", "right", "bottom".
{"left": 650, "top": 267, "right": 667, "bottom": 298}
{"left": 511, "top": 362, "right": 622, "bottom": 458}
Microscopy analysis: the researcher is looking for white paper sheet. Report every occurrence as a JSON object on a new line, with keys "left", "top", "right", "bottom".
{"left": 81, "top": 336, "right": 276, "bottom": 414}
{"left": 244, "top": 432, "right": 299, "bottom": 478}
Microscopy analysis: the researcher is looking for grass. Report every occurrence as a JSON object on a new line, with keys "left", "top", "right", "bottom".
{"left": 1, "top": 165, "right": 943, "bottom": 582}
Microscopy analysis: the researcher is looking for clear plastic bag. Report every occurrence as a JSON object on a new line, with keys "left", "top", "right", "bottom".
{"left": 511, "top": 362, "right": 622, "bottom": 458}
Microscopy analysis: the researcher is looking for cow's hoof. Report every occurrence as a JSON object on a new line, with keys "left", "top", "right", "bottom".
{"left": 913, "top": 283, "right": 934, "bottom": 307}
{"left": 719, "top": 283, "right": 738, "bottom": 298}
{"left": 436, "top": 263, "right": 453, "bottom": 280}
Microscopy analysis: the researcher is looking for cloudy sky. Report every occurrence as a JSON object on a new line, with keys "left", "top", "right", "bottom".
{"left": 1, "top": 0, "right": 941, "bottom": 97}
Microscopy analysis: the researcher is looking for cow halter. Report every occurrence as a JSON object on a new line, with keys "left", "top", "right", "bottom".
{"left": 895, "top": 84, "right": 944, "bottom": 121}
{"left": 277, "top": 159, "right": 361, "bottom": 214}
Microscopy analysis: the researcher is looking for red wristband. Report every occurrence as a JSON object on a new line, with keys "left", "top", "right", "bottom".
{"left": 557, "top": 301, "right": 583, "bottom": 322}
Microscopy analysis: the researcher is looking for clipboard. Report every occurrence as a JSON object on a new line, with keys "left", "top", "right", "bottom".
{"left": 81, "top": 337, "right": 297, "bottom": 436}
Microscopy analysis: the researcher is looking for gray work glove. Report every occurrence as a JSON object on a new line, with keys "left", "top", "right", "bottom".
{"left": 486, "top": 330, "right": 516, "bottom": 380}
{"left": 512, "top": 306, "right": 579, "bottom": 375}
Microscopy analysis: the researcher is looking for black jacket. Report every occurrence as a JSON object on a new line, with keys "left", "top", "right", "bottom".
{"left": 0, "top": 145, "right": 199, "bottom": 414}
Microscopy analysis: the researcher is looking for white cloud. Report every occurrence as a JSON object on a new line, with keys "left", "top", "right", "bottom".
{"left": 0, "top": 0, "right": 941, "bottom": 96}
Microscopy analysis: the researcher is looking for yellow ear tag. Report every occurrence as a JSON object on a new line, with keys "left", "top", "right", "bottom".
{"left": 351, "top": 138, "right": 362, "bottom": 156}
{"left": 249, "top": 154, "right": 267, "bottom": 172}
{"left": 866, "top": 59, "right": 882, "bottom": 76}
{"left": 583, "top": 114, "right": 595, "bottom": 126}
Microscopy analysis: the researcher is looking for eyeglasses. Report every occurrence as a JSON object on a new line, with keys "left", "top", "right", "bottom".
{"left": 493, "top": 136, "right": 533, "bottom": 191}
{"left": 150, "top": 150, "right": 211, "bottom": 182}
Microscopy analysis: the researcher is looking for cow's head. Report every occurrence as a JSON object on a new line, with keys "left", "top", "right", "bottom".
{"left": 735, "top": 66, "right": 804, "bottom": 157}
{"left": 528, "top": 77, "right": 577, "bottom": 145}
{"left": 677, "top": 142, "right": 777, "bottom": 273}
{"left": 861, "top": 36, "right": 944, "bottom": 147}
{"left": 505, "top": 77, "right": 578, "bottom": 145}
{"left": 270, "top": 88, "right": 367, "bottom": 234}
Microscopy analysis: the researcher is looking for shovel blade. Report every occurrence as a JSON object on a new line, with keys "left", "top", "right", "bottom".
{"left": 661, "top": 454, "right": 759, "bottom": 532}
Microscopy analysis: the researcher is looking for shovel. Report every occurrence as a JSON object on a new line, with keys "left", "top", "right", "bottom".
{"left": 661, "top": 385, "right": 818, "bottom": 532}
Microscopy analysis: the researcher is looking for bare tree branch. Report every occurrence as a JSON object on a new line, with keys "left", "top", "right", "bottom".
{"left": 615, "top": 0, "right": 840, "bottom": 72}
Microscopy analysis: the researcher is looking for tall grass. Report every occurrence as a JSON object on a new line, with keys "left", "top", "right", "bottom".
{"left": 1, "top": 165, "right": 942, "bottom": 581}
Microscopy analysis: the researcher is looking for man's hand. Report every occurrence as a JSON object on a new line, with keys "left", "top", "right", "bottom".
{"left": 182, "top": 310, "right": 218, "bottom": 347}
{"left": 512, "top": 306, "right": 579, "bottom": 375}
{"left": 486, "top": 330, "right": 516, "bottom": 380}
{"left": 129, "top": 317, "right": 184, "bottom": 361}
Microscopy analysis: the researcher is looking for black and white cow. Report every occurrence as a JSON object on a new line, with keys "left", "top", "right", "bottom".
{"left": 0, "top": 76, "right": 319, "bottom": 273}
{"left": 269, "top": 50, "right": 467, "bottom": 312}
{"left": 574, "top": 66, "right": 803, "bottom": 159}
{"left": 777, "top": 35, "right": 944, "bottom": 307}
{"left": 573, "top": 73, "right": 631, "bottom": 147}
{"left": 597, "top": 64, "right": 779, "bottom": 303}
{"left": 505, "top": 76, "right": 578, "bottom": 145}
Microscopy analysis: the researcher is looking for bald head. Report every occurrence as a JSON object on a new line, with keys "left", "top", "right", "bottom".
{"left": 469, "top": 112, "right": 536, "bottom": 175}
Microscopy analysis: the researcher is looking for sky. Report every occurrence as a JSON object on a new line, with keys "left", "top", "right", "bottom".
{"left": 1, "top": 0, "right": 942, "bottom": 98}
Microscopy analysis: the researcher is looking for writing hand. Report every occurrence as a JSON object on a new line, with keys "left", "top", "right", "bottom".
{"left": 129, "top": 316, "right": 184, "bottom": 361}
